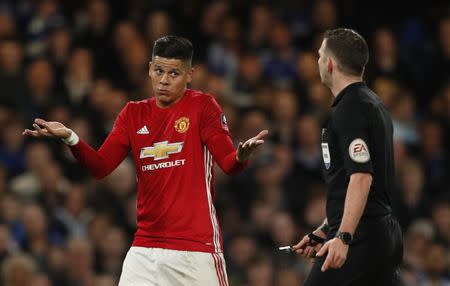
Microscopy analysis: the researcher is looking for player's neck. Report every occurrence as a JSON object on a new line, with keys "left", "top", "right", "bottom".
{"left": 331, "top": 73, "right": 363, "bottom": 97}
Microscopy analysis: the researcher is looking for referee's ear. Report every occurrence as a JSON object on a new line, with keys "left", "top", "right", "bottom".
{"left": 327, "top": 57, "right": 334, "bottom": 73}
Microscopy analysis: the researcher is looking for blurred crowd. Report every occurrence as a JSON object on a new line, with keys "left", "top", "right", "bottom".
{"left": 0, "top": 0, "right": 449, "bottom": 285}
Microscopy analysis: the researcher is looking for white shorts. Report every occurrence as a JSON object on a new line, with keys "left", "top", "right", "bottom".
{"left": 118, "top": 247, "right": 229, "bottom": 286}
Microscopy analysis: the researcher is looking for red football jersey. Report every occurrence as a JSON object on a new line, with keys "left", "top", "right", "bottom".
{"left": 70, "top": 89, "right": 247, "bottom": 253}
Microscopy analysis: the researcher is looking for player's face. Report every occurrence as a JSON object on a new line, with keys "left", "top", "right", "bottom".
{"left": 318, "top": 39, "right": 332, "bottom": 88}
{"left": 149, "top": 56, "right": 193, "bottom": 108}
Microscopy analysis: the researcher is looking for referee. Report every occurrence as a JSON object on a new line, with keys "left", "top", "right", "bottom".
{"left": 293, "top": 28, "right": 403, "bottom": 285}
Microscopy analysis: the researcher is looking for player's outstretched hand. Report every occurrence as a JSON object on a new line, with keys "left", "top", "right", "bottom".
{"left": 236, "top": 130, "right": 269, "bottom": 162}
{"left": 22, "top": 118, "right": 72, "bottom": 140}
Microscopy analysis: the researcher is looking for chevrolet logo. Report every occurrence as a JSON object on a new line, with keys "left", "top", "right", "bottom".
{"left": 140, "top": 141, "right": 184, "bottom": 160}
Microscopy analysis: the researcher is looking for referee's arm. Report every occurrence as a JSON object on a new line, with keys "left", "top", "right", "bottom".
{"left": 339, "top": 173, "right": 372, "bottom": 235}
{"left": 334, "top": 100, "right": 373, "bottom": 235}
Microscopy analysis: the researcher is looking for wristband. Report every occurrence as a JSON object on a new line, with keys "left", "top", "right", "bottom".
{"left": 308, "top": 232, "right": 325, "bottom": 244}
{"left": 319, "top": 223, "right": 330, "bottom": 235}
{"left": 62, "top": 131, "right": 79, "bottom": 146}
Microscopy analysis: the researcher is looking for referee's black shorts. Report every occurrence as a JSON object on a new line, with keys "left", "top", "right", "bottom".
{"left": 304, "top": 214, "right": 403, "bottom": 286}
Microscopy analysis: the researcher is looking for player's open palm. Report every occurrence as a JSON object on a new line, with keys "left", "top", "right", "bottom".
{"left": 237, "top": 130, "right": 269, "bottom": 162}
{"left": 23, "top": 118, "right": 72, "bottom": 139}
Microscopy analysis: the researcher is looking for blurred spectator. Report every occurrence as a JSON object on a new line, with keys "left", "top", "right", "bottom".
{"left": 145, "top": 10, "right": 171, "bottom": 48}
{"left": 312, "top": 0, "right": 337, "bottom": 33}
{"left": 235, "top": 109, "right": 270, "bottom": 147}
{"left": 425, "top": 17, "right": 450, "bottom": 106}
{"left": 302, "top": 184, "right": 326, "bottom": 229}
{"left": 45, "top": 245, "right": 66, "bottom": 285}
{"left": 393, "top": 158, "right": 429, "bottom": 229}
{"left": 25, "top": 0, "right": 65, "bottom": 57}
{"left": 119, "top": 38, "right": 149, "bottom": 96}
{"left": 416, "top": 243, "right": 450, "bottom": 286}
{"left": 19, "top": 203, "right": 52, "bottom": 259}
{"left": 54, "top": 184, "right": 91, "bottom": 239}
{"left": 0, "top": 116, "right": 26, "bottom": 178}
{"left": 193, "top": 1, "right": 229, "bottom": 61}
{"left": 262, "top": 20, "right": 297, "bottom": 88}
{"left": 47, "top": 25, "right": 71, "bottom": 85}
{"left": 0, "top": 10, "right": 17, "bottom": 39}
{"left": 207, "top": 15, "right": 241, "bottom": 79}
{"left": 30, "top": 273, "right": 52, "bottom": 286}
{"left": 275, "top": 267, "right": 303, "bottom": 286}
{"left": 230, "top": 52, "right": 264, "bottom": 107}
{"left": 271, "top": 89, "right": 299, "bottom": 145}
{"left": 93, "top": 274, "right": 117, "bottom": 286}
{"left": 269, "top": 212, "right": 298, "bottom": 250}
{"left": 372, "top": 76, "right": 400, "bottom": 111}
{"left": 393, "top": 140, "right": 408, "bottom": 173}
{"left": 0, "top": 225, "right": 16, "bottom": 264}
{"left": 1, "top": 253, "right": 37, "bottom": 286}
{"left": 63, "top": 48, "right": 94, "bottom": 107}
{"left": 245, "top": 254, "right": 274, "bottom": 286}
{"left": 97, "top": 226, "right": 127, "bottom": 277}
{"left": 23, "top": 58, "right": 68, "bottom": 122}
{"left": 65, "top": 238, "right": 94, "bottom": 286}
{"left": 227, "top": 233, "right": 257, "bottom": 285}
{"left": 293, "top": 51, "right": 320, "bottom": 107}
{"left": 419, "top": 119, "right": 447, "bottom": 193}
{"left": 0, "top": 39, "right": 26, "bottom": 109}
{"left": 430, "top": 82, "right": 450, "bottom": 125}
{"left": 76, "top": 0, "right": 114, "bottom": 79}
{"left": 0, "top": 195, "right": 22, "bottom": 238}
{"left": 403, "top": 219, "right": 435, "bottom": 272}
{"left": 246, "top": 4, "right": 273, "bottom": 52}
{"left": 293, "top": 115, "right": 322, "bottom": 177}
{"left": 431, "top": 199, "right": 450, "bottom": 247}
{"left": 305, "top": 81, "right": 332, "bottom": 122}
{"left": 366, "top": 27, "right": 415, "bottom": 87}
{"left": 10, "top": 141, "right": 53, "bottom": 199}
{"left": 391, "top": 91, "right": 419, "bottom": 145}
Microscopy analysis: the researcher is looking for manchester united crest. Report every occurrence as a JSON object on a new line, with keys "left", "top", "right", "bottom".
{"left": 174, "top": 117, "right": 190, "bottom": 133}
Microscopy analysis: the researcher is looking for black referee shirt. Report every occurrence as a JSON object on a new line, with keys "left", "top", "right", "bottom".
{"left": 321, "top": 82, "right": 393, "bottom": 229}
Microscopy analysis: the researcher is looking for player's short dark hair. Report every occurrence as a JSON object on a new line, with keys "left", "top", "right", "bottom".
{"left": 152, "top": 35, "right": 193, "bottom": 66}
{"left": 323, "top": 28, "right": 369, "bottom": 76}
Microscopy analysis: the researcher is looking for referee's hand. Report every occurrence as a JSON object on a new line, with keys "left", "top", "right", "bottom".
{"left": 316, "top": 238, "right": 349, "bottom": 272}
{"left": 293, "top": 229, "right": 326, "bottom": 258}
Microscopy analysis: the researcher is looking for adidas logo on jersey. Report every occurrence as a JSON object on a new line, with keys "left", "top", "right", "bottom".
{"left": 137, "top": 125, "right": 149, "bottom": 134}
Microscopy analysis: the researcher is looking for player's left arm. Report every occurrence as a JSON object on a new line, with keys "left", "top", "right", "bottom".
{"left": 317, "top": 101, "right": 373, "bottom": 272}
{"left": 201, "top": 97, "right": 267, "bottom": 175}
{"left": 204, "top": 130, "right": 268, "bottom": 175}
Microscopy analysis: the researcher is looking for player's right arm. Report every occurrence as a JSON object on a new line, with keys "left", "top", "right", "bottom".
{"left": 23, "top": 104, "right": 131, "bottom": 179}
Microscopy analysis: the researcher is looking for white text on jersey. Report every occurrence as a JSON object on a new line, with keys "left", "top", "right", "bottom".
{"left": 142, "top": 159, "right": 186, "bottom": 172}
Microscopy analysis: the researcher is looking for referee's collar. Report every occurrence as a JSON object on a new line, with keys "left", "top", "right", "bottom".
{"left": 331, "top": 81, "right": 366, "bottom": 107}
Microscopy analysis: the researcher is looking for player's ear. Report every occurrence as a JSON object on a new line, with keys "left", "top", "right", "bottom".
{"left": 148, "top": 61, "right": 152, "bottom": 77}
{"left": 186, "top": 67, "right": 194, "bottom": 84}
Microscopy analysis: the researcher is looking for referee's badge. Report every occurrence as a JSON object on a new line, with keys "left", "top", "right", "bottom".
{"left": 349, "top": 138, "right": 370, "bottom": 163}
{"left": 321, "top": 143, "right": 331, "bottom": 169}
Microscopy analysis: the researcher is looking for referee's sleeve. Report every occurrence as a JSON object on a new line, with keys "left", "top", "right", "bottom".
{"left": 332, "top": 102, "right": 373, "bottom": 175}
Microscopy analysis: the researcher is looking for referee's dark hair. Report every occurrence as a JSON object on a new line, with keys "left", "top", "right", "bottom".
{"left": 324, "top": 28, "right": 369, "bottom": 76}
{"left": 152, "top": 35, "right": 194, "bottom": 67}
